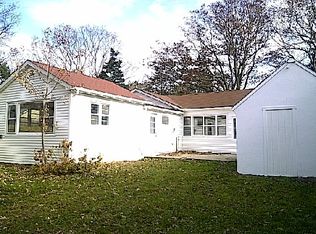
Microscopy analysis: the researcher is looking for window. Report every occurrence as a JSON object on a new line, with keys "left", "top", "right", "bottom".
{"left": 217, "top": 115, "right": 226, "bottom": 136}
{"left": 183, "top": 116, "right": 191, "bottom": 136}
{"left": 184, "top": 115, "right": 227, "bottom": 136}
{"left": 7, "top": 105, "right": 16, "bottom": 133}
{"left": 101, "top": 104, "right": 109, "bottom": 125}
{"left": 162, "top": 116, "right": 169, "bottom": 125}
{"left": 19, "top": 102, "right": 54, "bottom": 133}
{"left": 150, "top": 116, "right": 156, "bottom": 134}
{"left": 91, "top": 104, "right": 99, "bottom": 125}
{"left": 233, "top": 118, "right": 237, "bottom": 139}
{"left": 204, "top": 116, "right": 215, "bottom": 135}
{"left": 91, "top": 103, "right": 110, "bottom": 125}
{"left": 193, "top": 117, "right": 203, "bottom": 135}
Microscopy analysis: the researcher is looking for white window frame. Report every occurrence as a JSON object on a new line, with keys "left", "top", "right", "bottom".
{"left": 91, "top": 103, "right": 99, "bottom": 125}
{"left": 233, "top": 118, "right": 237, "bottom": 139}
{"left": 150, "top": 116, "right": 156, "bottom": 134}
{"left": 193, "top": 116, "right": 203, "bottom": 135}
{"left": 184, "top": 115, "right": 227, "bottom": 136}
{"left": 204, "top": 116, "right": 216, "bottom": 136}
{"left": 183, "top": 116, "right": 191, "bottom": 136}
{"left": 101, "top": 104, "right": 110, "bottom": 125}
{"left": 6, "top": 101, "right": 55, "bottom": 135}
{"left": 162, "top": 115, "right": 169, "bottom": 125}
{"left": 216, "top": 115, "right": 227, "bottom": 136}
{"left": 91, "top": 103, "right": 110, "bottom": 126}
{"left": 7, "top": 104, "right": 17, "bottom": 134}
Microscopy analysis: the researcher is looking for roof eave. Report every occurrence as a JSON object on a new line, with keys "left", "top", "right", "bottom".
{"left": 75, "top": 87, "right": 149, "bottom": 105}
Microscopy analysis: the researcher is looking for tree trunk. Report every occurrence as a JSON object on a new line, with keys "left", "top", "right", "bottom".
{"left": 41, "top": 100, "right": 46, "bottom": 164}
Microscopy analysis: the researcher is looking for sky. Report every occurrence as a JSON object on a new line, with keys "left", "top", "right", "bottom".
{"left": 7, "top": 0, "right": 211, "bottom": 81}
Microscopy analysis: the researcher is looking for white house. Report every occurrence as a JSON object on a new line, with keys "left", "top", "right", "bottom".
{"left": 0, "top": 60, "right": 182, "bottom": 164}
{"left": 134, "top": 89, "right": 251, "bottom": 154}
{"left": 234, "top": 62, "right": 316, "bottom": 177}
{"left": 0, "top": 60, "right": 250, "bottom": 164}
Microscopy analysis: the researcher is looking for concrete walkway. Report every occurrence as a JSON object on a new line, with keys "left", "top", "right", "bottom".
{"left": 145, "top": 153, "right": 236, "bottom": 162}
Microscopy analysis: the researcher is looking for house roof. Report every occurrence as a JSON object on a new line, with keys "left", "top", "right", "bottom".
{"left": 155, "top": 89, "right": 252, "bottom": 109}
{"left": 31, "top": 61, "right": 143, "bottom": 101}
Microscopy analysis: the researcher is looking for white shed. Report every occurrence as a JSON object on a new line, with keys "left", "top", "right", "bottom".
{"left": 234, "top": 62, "right": 316, "bottom": 177}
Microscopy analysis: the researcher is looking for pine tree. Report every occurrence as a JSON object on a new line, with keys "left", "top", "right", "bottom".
{"left": 0, "top": 62, "right": 11, "bottom": 85}
{"left": 98, "top": 48, "right": 126, "bottom": 87}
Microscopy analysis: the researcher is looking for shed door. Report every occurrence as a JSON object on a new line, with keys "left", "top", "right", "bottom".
{"left": 263, "top": 108, "right": 296, "bottom": 176}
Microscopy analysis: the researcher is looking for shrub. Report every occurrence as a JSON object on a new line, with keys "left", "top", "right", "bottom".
{"left": 32, "top": 140, "right": 103, "bottom": 175}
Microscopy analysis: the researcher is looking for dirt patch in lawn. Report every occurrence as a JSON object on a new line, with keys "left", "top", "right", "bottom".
{"left": 149, "top": 151, "right": 237, "bottom": 161}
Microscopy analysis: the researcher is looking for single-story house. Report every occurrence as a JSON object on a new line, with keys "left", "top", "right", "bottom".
{"left": 0, "top": 60, "right": 250, "bottom": 164}
{"left": 233, "top": 62, "right": 316, "bottom": 177}
{"left": 0, "top": 60, "right": 183, "bottom": 163}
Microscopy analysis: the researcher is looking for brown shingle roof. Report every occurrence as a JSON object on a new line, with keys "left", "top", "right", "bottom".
{"left": 156, "top": 89, "right": 252, "bottom": 109}
{"left": 31, "top": 61, "right": 143, "bottom": 100}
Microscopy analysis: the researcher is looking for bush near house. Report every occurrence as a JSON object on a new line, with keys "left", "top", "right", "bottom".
{"left": 0, "top": 159, "right": 315, "bottom": 233}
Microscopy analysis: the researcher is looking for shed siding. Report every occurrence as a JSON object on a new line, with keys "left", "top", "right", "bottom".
{"left": 0, "top": 75, "right": 70, "bottom": 164}
{"left": 178, "top": 108, "right": 236, "bottom": 153}
{"left": 235, "top": 63, "right": 316, "bottom": 177}
{"left": 69, "top": 94, "right": 182, "bottom": 161}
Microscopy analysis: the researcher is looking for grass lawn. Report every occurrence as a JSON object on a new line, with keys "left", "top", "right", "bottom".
{"left": 0, "top": 159, "right": 315, "bottom": 233}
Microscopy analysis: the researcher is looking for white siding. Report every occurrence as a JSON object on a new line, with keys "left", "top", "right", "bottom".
{"left": 68, "top": 93, "right": 182, "bottom": 161}
{"left": 0, "top": 74, "right": 70, "bottom": 164}
{"left": 235, "top": 63, "right": 316, "bottom": 177}
{"left": 178, "top": 108, "right": 236, "bottom": 153}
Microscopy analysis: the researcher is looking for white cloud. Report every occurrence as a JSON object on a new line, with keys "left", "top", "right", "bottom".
{"left": 28, "top": 0, "right": 134, "bottom": 28}
{"left": 15, "top": 0, "right": 193, "bottom": 80}
{"left": 116, "top": 2, "right": 188, "bottom": 80}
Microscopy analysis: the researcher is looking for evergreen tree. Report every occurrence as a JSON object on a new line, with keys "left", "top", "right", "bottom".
{"left": 98, "top": 48, "right": 126, "bottom": 87}
{"left": 0, "top": 62, "right": 10, "bottom": 84}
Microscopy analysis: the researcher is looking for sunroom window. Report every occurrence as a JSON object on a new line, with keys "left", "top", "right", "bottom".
{"left": 184, "top": 115, "right": 226, "bottom": 136}
{"left": 193, "top": 117, "right": 203, "bottom": 135}
{"left": 183, "top": 116, "right": 191, "bottom": 136}
{"left": 204, "top": 116, "right": 216, "bottom": 135}
{"left": 217, "top": 115, "right": 226, "bottom": 136}
{"left": 19, "top": 102, "right": 54, "bottom": 133}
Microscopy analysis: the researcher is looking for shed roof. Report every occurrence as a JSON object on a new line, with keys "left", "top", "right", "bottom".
{"left": 156, "top": 89, "right": 252, "bottom": 109}
{"left": 233, "top": 62, "right": 316, "bottom": 110}
{"left": 31, "top": 61, "right": 143, "bottom": 100}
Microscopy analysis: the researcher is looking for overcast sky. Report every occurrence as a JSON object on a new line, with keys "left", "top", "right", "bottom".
{"left": 7, "top": 0, "right": 211, "bottom": 81}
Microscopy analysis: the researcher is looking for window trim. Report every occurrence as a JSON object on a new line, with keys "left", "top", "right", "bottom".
{"left": 7, "top": 104, "right": 17, "bottom": 134}
{"left": 183, "top": 116, "right": 191, "bottom": 136}
{"left": 6, "top": 101, "right": 55, "bottom": 135}
{"left": 233, "top": 118, "right": 237, "bottom": 139}
{"left": 162, "top": 115, "right": 169, "bottom": 125}
{"left": 91, "top": 103, "right": 110, "bottom": 126}
{"left": 101, "top": 104, "right": 110, "bottom": 126}
{"left": 183, "top": 115, "right": 227, "bottom": 137}
{"left": 150, "top": 116, "right": 156, "bottom": 134}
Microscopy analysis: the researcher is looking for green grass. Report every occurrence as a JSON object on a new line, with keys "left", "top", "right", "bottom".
{"left": 0, "top": 159, "right": 315, "bottom": 233}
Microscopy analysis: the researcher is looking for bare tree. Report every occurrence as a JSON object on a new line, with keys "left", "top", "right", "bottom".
{"left": 0, "top": 0, "right": 19, "bottom": 44}
{"left": 32, "top": 24, "right": 119, "bottom": 77}
{"left": 273, "top": 0, "right": 316, "bottom": 71}
{"left": 183, "top": 0, "right": 273, "bottom": 90}
{"left": 146, "top": 41, "right": 222, "bottom": 95}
